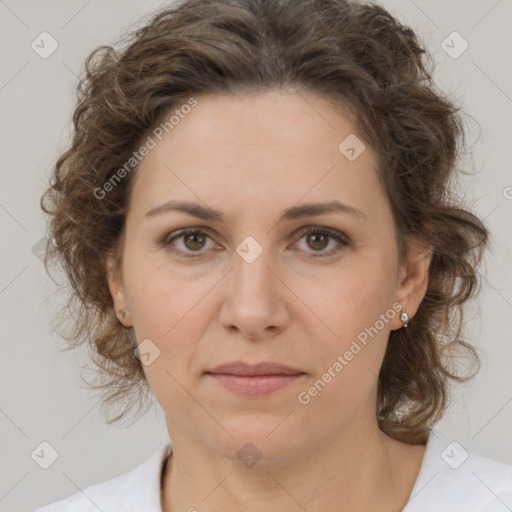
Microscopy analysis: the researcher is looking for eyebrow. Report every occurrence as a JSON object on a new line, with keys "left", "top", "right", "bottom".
{"left": 144, "top": 199, "right": 366, "bottom": 223}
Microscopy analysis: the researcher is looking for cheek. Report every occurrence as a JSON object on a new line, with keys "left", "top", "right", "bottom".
{"left": 297, "top": 251, "right": 398, "bottom": 380}
{"left": 294, "top": 294, "right": 395, "bottom": 420}
{"left": 124, "top": 248, "right": 208, "bottom": 334}
{"left": 310, "top": 251, "right": 397, "bottom": 328}
{"left": 123, "top": 259, "right": 215, "bottom": 411}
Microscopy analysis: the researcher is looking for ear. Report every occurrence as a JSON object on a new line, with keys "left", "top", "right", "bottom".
{"left": 106, "top": 251, "right": 133, "bottom": 327}
{"left": 390, "top": 237, "right": 433, "bottom": 330}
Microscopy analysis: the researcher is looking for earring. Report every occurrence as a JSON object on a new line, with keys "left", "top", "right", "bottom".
{"left": 119, "top": 309, "right": 126, "bottom": 320}
{"left": 400, "top": 306, "right": 409, "bottom": 328}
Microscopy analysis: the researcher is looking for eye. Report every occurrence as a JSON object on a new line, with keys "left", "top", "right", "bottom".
{"left": 161, "top": 228, "right": 218, "bottom": 258}
{"left": 292, "top": 226, "right": 350, "bottom": 257}
{"left": 161, "top": 226, "right": 350, "bottom": 259}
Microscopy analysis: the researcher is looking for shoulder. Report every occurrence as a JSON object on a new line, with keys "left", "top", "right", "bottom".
{"left": 404, "top": 429, "right": 512, "bottom": 512}
{"left": 33, "top": 442, "right": 171, "bottom": 512}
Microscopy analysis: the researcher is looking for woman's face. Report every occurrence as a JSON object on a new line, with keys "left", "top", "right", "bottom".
{"left": 108, "top": 90, "right": 427, "bottom": 462}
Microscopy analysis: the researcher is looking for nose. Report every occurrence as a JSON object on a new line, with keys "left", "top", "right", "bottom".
{"left": 218, "top": 245, "right": 291, "bottom": 341}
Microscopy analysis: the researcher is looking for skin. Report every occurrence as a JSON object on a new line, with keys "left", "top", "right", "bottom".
{"left": 107, "top": 89, "right": 432, "bottom": 512}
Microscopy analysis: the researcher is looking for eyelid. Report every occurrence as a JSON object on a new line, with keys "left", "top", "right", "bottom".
{"left": 160, "top": 227, "right": 221, "bottom": 257}
{"left": 161, "top": 226, "right": 216, "bottom": 245}
{"left": 291, "top": 225, "right": 350, "bottom": 257}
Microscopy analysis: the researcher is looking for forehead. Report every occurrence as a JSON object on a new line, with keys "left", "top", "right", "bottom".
{"left": 153, "top": 90, "right": 363, "bottom": 155}
{"left": 128, "top": 90, "right": 386, "bottom": 226}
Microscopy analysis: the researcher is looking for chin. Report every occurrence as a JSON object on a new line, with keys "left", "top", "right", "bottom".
{"left": 207, "top": 413, "right": 309, "bottom": 466}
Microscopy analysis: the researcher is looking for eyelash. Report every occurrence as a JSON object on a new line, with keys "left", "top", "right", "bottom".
{"left": 160, "top": 226, "right": 350, "bottom": 259}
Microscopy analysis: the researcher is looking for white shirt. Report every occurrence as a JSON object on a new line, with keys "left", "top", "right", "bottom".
{"left": 34, "top": 429, "right": 512, "bottom": 511}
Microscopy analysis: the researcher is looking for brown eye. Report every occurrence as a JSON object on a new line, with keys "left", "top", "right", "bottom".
{"left": 306, "top": 231, "right": 330, "bottom": 251}
{"left": 182, "top": 231, "right": 207, "bottom": 251}
{"left": 294, "top": 226, "right": 350, "bottom": 257}
{"left": 162, "top": 229, "right": 216, "bottom": 257}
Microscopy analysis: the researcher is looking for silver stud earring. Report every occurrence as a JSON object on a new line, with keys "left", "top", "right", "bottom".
{"left": 400, "top": 306, "right": 409, "bottom": 328}
{"left": 119, "top": 309, "right": 126, "bottom": 320}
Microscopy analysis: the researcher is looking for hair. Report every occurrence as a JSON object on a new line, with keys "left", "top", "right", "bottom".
{"left": 41, "top": 0, "right": 489, "bottom": 443}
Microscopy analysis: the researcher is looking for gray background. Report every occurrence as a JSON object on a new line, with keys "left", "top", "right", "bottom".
{"left": 0, "top": 0, "right": 511, "bottom": 510}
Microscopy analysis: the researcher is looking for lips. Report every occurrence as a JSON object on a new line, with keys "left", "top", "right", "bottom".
{"left": 206, "top": 361, "right": 305, "bottom": 376}
{"left": 205, "top": 361, "right": 306, "bottom": 397}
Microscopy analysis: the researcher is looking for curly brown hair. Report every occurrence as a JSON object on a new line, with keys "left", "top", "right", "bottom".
{"left": 41, "top": 0, "right": 489, "bottom": 443}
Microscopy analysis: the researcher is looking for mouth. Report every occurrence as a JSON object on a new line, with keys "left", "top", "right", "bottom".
{"left": 205, "top": 361, "right": 306, "bottom": 397}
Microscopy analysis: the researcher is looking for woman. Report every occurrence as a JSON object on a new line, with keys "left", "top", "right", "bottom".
{"left": 35, "top": 0, "right": 512, "bottom": 510}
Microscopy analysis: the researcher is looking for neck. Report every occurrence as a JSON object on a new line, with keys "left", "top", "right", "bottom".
{"left": 160, "top": 416, "right": 426, "bottom": 512}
